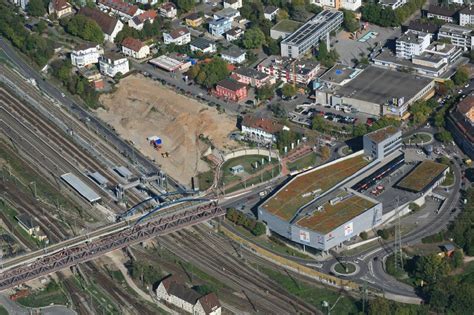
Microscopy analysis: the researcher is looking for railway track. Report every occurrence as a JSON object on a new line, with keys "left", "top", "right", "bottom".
{"left": 0, "top": 79, "right": 145, "bottom": 207}
{"left": 162, "top": 228, "right": 320, "bottom": 314}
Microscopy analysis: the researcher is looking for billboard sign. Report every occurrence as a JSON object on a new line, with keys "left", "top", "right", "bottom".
{"left": 344, "top": 222, "right": 354, "bottom": 236}
{"left": 299, "top": 230, "right": 310, "bottom": 243}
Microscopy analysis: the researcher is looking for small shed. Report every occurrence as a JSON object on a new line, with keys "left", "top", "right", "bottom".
{"left": 440, "top": 244, "right": 455, "bottom": 257}
{"left": 230, "top": 165, "right": 244, "bottom": 175}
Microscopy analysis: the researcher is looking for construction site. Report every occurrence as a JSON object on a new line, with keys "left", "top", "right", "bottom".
{"left": 98, "top": 74, "right": 242, "bottom": 185}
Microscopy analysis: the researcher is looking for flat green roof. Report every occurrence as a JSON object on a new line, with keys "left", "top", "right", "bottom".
{"left": 262, "top": 155, "right": 369, "bottom": 221}
{"left": 271, "top": 19, "right": 303, "bottom": 33}
{"left": 297, "top": 193, "right": 376, "bottom": 234}
{"left": 397, "top": 160, "right": 448, "bottom": 192}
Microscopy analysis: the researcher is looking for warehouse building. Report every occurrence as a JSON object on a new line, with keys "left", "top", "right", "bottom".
{"left": 314, "top": 66, "right": 435, "bottom": 117}
{"left": 258, "top": 128, "right": 408, "bottom": 252}
{"left": 280, "top": 10, "right": 343, "bottom": 58}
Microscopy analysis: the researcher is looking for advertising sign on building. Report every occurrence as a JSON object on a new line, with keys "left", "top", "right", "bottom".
{"left": 344, "top": 222, "right": 353, "bottom": 236}
{"left": 299, "top": 230, "right": 310, "bottom": 243}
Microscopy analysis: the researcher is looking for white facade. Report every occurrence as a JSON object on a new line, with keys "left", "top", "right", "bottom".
{"left": 159, "top": 3, "right": 177, "bottom": 19}
{"left": 71, "top": 45, "right": 103, "bottom": 68}
{"left": 10, "top": 0, "right": 29, "bottom": 10}
{"left": 122, "top": 44, "right": 149, "bottom": 59}
{"left": 379, "top": 0, "right": 406, "bottom": 10}
{"left": 309, "top": 0, "right": 361, "bottom": 10}
{"left": 163, "top": 30, "right": 191, "bottom": 45}
{"left": 223, "top": 0, "right": 242, "bottom": 9}
{"left": 221, "top": 51, "right": 246, "bottom": 64}
{"left": 135, "top": 0, "right": 158, "bottom": 4}
{"left": 241, "top": 125, "right": 275, "bottom": 142}
{"left": 341, "top": 0, "right": 362, "bottom": 11}
{"left": 460, "top": 9, "right": 474, "bottom": 27}
{"left": 438, "top": 24, "right": 474, "bottom": 50}
{"left": 105, "top": 20, "right": 124, "bottom": 43}
{"left": 194, "top": 301, "right": 221, "bottom": 315}
{"left": 396, "top": 31, "right": 430, "bottom": 59}
{"left": 190, "top": 42, "right": 217, "bottom": 54}
{"left": 264, "top": 7, "right": 279, "bottom": 21}
{"left": 99, "top": 55, "right": 129, "bottom": 77}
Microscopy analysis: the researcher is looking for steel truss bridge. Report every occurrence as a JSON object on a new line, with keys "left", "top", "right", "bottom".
{"left": 0, "top": 201, "right": 223, "bottom": 291}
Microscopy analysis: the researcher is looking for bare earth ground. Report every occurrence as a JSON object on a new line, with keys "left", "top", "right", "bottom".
{"left": 97, "top": 75, "right": 240, "bottom": 185}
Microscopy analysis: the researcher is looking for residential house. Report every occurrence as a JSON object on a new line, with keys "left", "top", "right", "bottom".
{"left": 379, "top": 0, "right": 406, "bottom": 10}
{"left": 209, "top": 18, "right": 232, "bottom": 37}
{"left": 190, "top": 38, "right": 217, "bottom": 54}
{"left": 213, "top": 7, "right": 240, "bottom": 21}
{"left": 214, "top": 78, "right": 248, "bottom": 102}
{"left": 396, "top": 30, "right": 431, "bottom": 59}
{"left": 264, "top": 6, "right": 279, "bottom": 21}
{"left": 257, "top": 56, "right": 320, "bottom": 85}
{"left": 135, "top": 0, "right": 158, "bottom": 5}
{"left": 99, "top": 53, "right": 129, "bottom": 77}
{"left": 185, "top": 13, "right": 203, "bottom": 28}
{"left": 10, "top": 0, "right": 29, "bottom": 10}
{"left": 221, "top": 46, "right": 246, "bottom": 64}
{"left": 309, "top": 0, "right": 361, "bottom": 10}
{"left": 121, "top": 37, "right": 150, "bottom": 59}
{"left": 223, "top": 0, "right": 242, "bottom": 9}
{"left": 241, "top": 115, "right": 284, "bottom": 143}
{"left": 156, "top": 275, "right": 221, "bottom": 315}
{"left": 163, "top": 27, "right": 191, "bottom": 45}
{"left": 159, "top": 2, "right": 177, "bottom": 19}
{"left": 70, "top": 43, "right": 104, "bottom": 68}
{"left": 79, "top": 8, "right": 124, "bottom": 43}
{"left": 225, "top": 28, "right": 244, "bottom": 41}
{"left": 425, "top": 5, "right": 458, "bottom": 23}
{"left": 128, "top": 10, "right": 157, "bottom": 31}
{"left": 97, "top": 0, "right": 142, "bottom": 21}
{"left": 48, "top": 0, "right": 73, "bottom": 19}
{"left": 232, "top": 67, "right": 275, "bottom": 88}
{"left": 459, "top": 7, "right": 474, "bottom": 26}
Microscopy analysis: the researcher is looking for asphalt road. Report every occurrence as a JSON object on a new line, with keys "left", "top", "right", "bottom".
{"left": 0, "top": 37, "right": 185, "bottom": 192}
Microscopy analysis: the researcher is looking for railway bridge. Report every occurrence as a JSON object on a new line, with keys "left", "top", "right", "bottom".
{"left": 0, "top": 201, "right": 223, "bottom": 291}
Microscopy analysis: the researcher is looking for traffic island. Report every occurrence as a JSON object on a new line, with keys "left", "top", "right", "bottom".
{"left": 331, "top": 261, "right": 359, "bottom": 276}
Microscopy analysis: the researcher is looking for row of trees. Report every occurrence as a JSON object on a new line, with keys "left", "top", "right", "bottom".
{"left": 0, "top": 2, "right": 54, "bottom": 66}
{"left": 226, "top": 208, "right": 266, "bottom": 236}
{"left": 114, "top": 21, "right": 163, "bottom": 44}
{"left": 49, "top": 59, "right": 99, "bottom": 108}
{"left": 361, "top": 0, "right": 425, "bottom": 27}
{"left": 63, "top": 15, "right": 104, "bottom": 44}
{"left": 352, "top": 116, "right": 401, "bottom": 137}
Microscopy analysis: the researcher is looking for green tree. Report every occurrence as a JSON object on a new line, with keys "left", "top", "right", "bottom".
{"left": 27, "top": 0, "right": 46, "bottom": 16}
{"left": 316, "top": 40, "right": 339, "bottom": 67}
{"left": 256, "top": 84, "right": 275, "bottom": 101}
{"left": 173, "top": 0, "right": 194, "bottom": 12}
{"left": 263, "top": 38, "right": 280, "bottom": 55}
{"left": 415, "top": 254, "right": 450, "bottom": 284}
{"left": 452, "top": 250, "right": 464, "bottom": 269}
{"left": 320, "top": 146, "right": 330, "bottom": 160}
{"left": 267, "top": 103, "right": 286, "bottom": 118}
{"left": 453, "top": 66, "right": 469, "bottom": 86}
{"left": 193, "top": 57, "right": 230, "bottom": 88}
{"left": 66, "top": 15, "right": 104, "bottom": 43}
{"left": 281, "top": 83, "right": 296, "bottom": 99}
{"left": 242, "top": 28, "right": 266, "bottom": 49}
{"left": 276, "top": 129, "right": 299, "bottom": 153}
{"left": 353, "top": 123, "right": 368, "bottom": 137}
{"left": 312, "top": 115, "right": 326, "bottom": 132}
{"left": 435, "top": 130, "right": 453, "bottom": 143}
{"left": 360, "top": 231, "right": 368, "bottom": 240}
{"left": 276, "top": 9, "right": 289, "bottom": 22}
{"left": 368, "top": 297, "right": 391, "bottom": 315}
{"left": 252, "top": 222, "right": 266, "bottom": 236}
{"left": 34, "top": 20, "right": 48, "bottom": 33}
{"left": 342, "top": 9, "right": 359, "bottom": 33}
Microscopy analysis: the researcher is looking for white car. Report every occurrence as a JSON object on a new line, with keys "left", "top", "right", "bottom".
{"left": 416, "top": 149, "right": 423, "bottom": 155}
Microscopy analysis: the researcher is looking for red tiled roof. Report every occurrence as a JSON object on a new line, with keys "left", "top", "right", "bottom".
{"left": 242, "top": 115, "right": 282, "bottom": 134}
{"left": 169, "top": 27, "right": 189, "bottom": 39}
{"left": 197, "top": 293, "right": 221, "bottom": 314}
{"left": 99, "top": 0, "right": 138, "bottom": 16}
{"left": 122, "top": 37, "right": 145, "bottom": 52}
{"left": 160, "top": 2, "right": 176, "bottom": 11}
{"left": 52, "top": 0, "right": 71, "bottom": 11}
{"left": 132, "top": 10, "right": 157, "bottom": 25}
{"left": 458, "top": 96, "right": 474, "bottom": 123}
{"left": 79, "top": 7, "right": 119, "bottom": 36}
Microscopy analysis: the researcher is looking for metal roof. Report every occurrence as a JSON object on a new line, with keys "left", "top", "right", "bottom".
{"left": 115, "top": 166, "right": 133, "bottom": 178}
{"left": 89, "top": 171, "right": 109, "bottom": 186}
{"left": 61, "top": 173, "right": 101, "bottom": 203}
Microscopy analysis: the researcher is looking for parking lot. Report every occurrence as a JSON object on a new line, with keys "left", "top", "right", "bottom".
{"left": 332, "top": 24, "right": 401, "bottom": 66}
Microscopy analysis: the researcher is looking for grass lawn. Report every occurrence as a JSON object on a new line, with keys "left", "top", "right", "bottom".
{"left": 74, "top": 276, "right": 118, "bottom": 314}
{"left": 441, "top": 170, "right": 454, "bottom": 186}
{"left": 397, "top": 160, "right": 448, "bottom": 192}
{"left": 0, "top": 305, "right": 8, "bottom": 315}
{"left": 225, "top": 165, "right": 280, "bottom": 194}
{"left": 334, "top": 262, "right": 356, "bottom": 274}
{"left": 228, "top": 223, "right": 311, "bottom": 259}
{"left": 0, "top": 201, "right": 39, "bottom": 249}
{"left": 17, "top": 281, "right": 69, "bottom": 308}
{"left": 258, "top": 266, "right": 359, "bottom": 314}
{"left": 287, "top": 153, "right": 318, "bottom": 172}
{"left": 221, "top": 155, "right": 278, "bottom": 186}
{"left": 404, "top": 133, "right": 432, "bottom": 145}
{"left": 197, "top": 169, "right": 214, "bottom": 191}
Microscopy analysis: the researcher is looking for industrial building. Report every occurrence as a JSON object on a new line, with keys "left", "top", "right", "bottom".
{"left": 314, "top": 66, "right": 435, "bottom": 117}
{"left": 280, "top": 10, "right": 343, "bottom": 58}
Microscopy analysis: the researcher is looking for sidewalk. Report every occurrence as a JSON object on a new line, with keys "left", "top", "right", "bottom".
{"left": 0, "top": 294, "right": 76, "bottom": 315}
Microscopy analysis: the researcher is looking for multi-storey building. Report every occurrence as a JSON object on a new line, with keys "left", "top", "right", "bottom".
{"left": 280, "top": 10, "right": 343, "bottom": 58}
{"left": 363, "top": 126, "right": 402, "bottom": 161}
{"left": 220, "top": 46, "right": 246, "bottom": 64}
{"left": 309, "top": 0, "right": 361, "bottom": 10}
{"left": 460, "top": 7, "right": 474, "bottom": 26}
{"left": 257, "top": 56, "right": 320, "bottom": 85}
{"left": 159, "top": 2, "right": 177, "bottom": 19}
{"left": 48, "top": 0, "right": 73, "bottom": 19}
{"left": 395, "top": 30, "right": 431, "bottom": 59}
{"left": 232, "top": 68, "right": 275, "bottom": 88}
{"left": 99, "top": 53, "right": 129, "bottom": 77}
{"left": 209, "top": 18, "right": 232, "bottom": 37}
{"left": 438, "top": 24, "right": 474, "bottom": 50}
{"left": 214, "top": 79, "right": 248, "bottom": 102}
{"left": 163, "top": 27, "right": 191, "bottom": 45}
{"left": 425, "top": 5, "right": 458, "bottom": 23}
{"left": 379, "top": 0, "right": 406, "bottom": 9}
{"left": 70, "top": 43, "right": 104, "bottom": 68}
{"left": 223, "top": 0, "right": 242, "bottom": 9}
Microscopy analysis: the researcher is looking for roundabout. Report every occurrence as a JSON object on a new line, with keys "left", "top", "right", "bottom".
{"left": 330, "top": 261, "right": 360, "bottom": 276}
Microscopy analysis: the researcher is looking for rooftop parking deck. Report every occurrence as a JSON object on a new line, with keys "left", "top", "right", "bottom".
{"left": 261, "top": 154, "right": 369, "bottom": 221}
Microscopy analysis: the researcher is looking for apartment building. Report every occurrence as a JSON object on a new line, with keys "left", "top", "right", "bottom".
{"left": 396, "top": 30, "right": 431, "bottom": 59}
